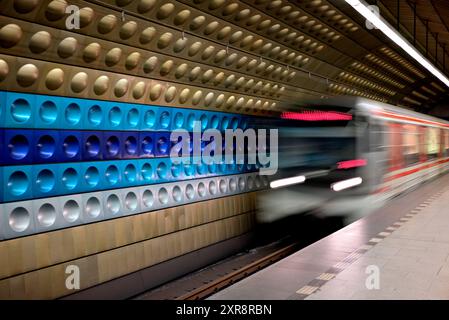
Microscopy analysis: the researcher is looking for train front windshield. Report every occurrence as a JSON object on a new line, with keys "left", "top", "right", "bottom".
{"left": 276, "top": 108, "right": 359, "bottom": 173}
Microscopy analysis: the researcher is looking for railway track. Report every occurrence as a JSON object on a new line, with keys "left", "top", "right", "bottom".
{"left": 176, "top": 243, "right": 300, "bottom": 300}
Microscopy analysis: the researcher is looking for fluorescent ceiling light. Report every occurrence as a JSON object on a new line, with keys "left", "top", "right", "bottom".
{"left": 345, "top": 0, "right": 449, "bottom": 88}
{"left": 270, "top": 175, "right": 306, "bottom": 189}
{"left": 331, "top": 177, "right": 363, "bottom": 192}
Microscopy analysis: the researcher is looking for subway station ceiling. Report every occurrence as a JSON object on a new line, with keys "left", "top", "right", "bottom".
{"left": 0, "top": 0, "right": 448, "bottom": 115}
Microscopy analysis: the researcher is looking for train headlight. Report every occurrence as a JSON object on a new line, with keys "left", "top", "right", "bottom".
{"left": 331, "top": 177, "right": 363, "bottom": 192}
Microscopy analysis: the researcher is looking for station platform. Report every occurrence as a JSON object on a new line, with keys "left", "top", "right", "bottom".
{"left": 209, "top": 174, "right": 449, "bottom": 300}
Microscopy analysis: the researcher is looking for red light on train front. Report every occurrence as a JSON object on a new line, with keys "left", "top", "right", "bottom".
{"left": 280, "top": 111, "right": 353, "bottom": 121}
{"left": 337, "top": 159, "right": 367, "bottom": 169}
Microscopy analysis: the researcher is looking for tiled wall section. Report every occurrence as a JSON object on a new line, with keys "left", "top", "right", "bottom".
{"left": 0, "top": 0, "right": 283, "bottom": 299}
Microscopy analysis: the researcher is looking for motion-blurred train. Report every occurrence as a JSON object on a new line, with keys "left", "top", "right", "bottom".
{"left": 256, "top": 96, "right": 449, "bottom": 223}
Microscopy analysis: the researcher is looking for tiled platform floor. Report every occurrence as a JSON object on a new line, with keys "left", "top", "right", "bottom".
{"left": 209, "top": 174, "right": 449, "bottom": 300}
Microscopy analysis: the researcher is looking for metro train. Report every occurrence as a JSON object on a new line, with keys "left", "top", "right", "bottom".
{"left": 257, "top": 96, "right": 449, "bottom": 224}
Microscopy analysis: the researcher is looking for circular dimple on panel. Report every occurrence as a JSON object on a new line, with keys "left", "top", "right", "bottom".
{"left": 247, "top": 176, "right": 254, "bottom": 189}
{"left": 175, "top": 63, "right": 188, "bottom": 79}
{"left": 45, "top": 0, "right": 67, "bottom": 21}
{"left": 62, "top": 167, "right": 78, "bottom": 190}
{"left": 105, "top": 135, "right": 120, "bottom": 158}
{"left": 9, "top": 207, "right": 30, "bottom": 232}
{"left": 198, "top": 182, "right": 207, "bottom": 197}
{"left": 98, "top": 14, "right": 118, "bottom": 34}
{"left": 114, "top": 78, "right": 129, "bottom": 97}
{"left": 29, "top": 31, "right": 51, "bottom": 54}
{"left": 57, "top": 37, "right": 78, "bottom": 58}
{"left": 106, "top": 194, "right": 120, "bottom": 215}
{"left": 144, "top": 109, "right": 156, "bottom": 128}
{"left": 140, "top": 26, "right": 157, "bottom": 44}
{"left": 236, "top": 56, "right": 248, "bottom": 69}
{"left": 173, "top": 37, "right": 188, "bottom": 53}
{"left": 157, "top": 162, "right": 168, "bottom": 179}
{"left": 202, "top": 69, "right": 214, "bottom": 83}
{"left": 219, "top": 179, "right": 227, "bottom": 193}
{"left": 14, "top": 0, "right": 39, "bottom": 13}
{"left": 223, "top": 3, "right": 239, "bottom": 15}
{"left": 229, "top": 178, "right": 237, "bottom": 192}
{"left": 201, "top": 46, "right": 215, "bottom": 60}
{"left": 247, "top": 14, "right": 261, "bottom": 26}
{"left": 127, "top": 108, "right": 139, "bottom": 128}
{"left": 213, "top": 50, "right": 227, "bottom": 64}
{"left": 65, "top": 103, "right": 81, "bottom": 125}
{"left": 8, "top": 135, "right": 28, "bottom": 160}
{"left": 83, "top": 42, "right": 101, "bottom": 63}
{"left": 86, "top": 197, "right": 101, "bottom": 218}
{"left": 125, "top": 52, "right": 141, "bottom": 70}
{"left": 120, "top": 21, "right": 138, "bottom": 39}
{"left": 17, "top": 64, "right": 38, "bottom": 87}
{"left": 39, "top": 100, "right": 57, "bottom": 124}
{"left": 185, "top": 184, "right": 195, "bottom": 200}
{"left": 156, "top": 135, "right": 169, "bottom": 154}
{"left": 142, "top": 189, "right": 154, "bottom": 208}
{"left": 150, "top": 83, "right": 162, "bottom": 101}
{"left": 37, "top": 203, "right": 56, "bottom": 227}
{"left": 238, "top": 177, "right": 246, "bottom": 191}
{"left": 79, "top": 7, "right": 94, "bottom": 27}
{"left": 88, "top": 105, "right": 102, "bottom": 126}
{"left": 133, "top": 81, "right": 146, "bottom": 99}
{"left": 174, "top": 9, "right": 191, "bottom": 25}
{"left": 94, "top": 75, "right": 110, "bottom": 95}
{"left": 235, "top": 8, "right": 250, "bottom": 21}
{"left": 143, "top": 56, "right": 158, "bottom": 73}
{"left": 184, "top": 163, "right": 194, "bottom": 176}
{"left": 160, "top": 59, "right": 174, "bottom": 76}
{"left": 37, "top": 135, "right": 56, "bottom": 159}
{"left": 125, "top": 192, "right": 138, "bottom": 210}
{"left": 190, "top": 15, "right": 206, "bottom": 30}
{"left": 158, "top": 187, "right": 169, "bottom": 204}
{"left": 172, "top": 185, "right": 182, "bottom": 202}
{"left": 188, "top": 41, "right": 202, "bottom": 56}
{"left": 229, "top": 31, "right": 243, "bottom": 44}
{"left": 108, "top": 106, "right": 122, "bottom": 127}
{"left": 141, "top": 162, "right": 153, "bottom": 181}
{"left": 165, "top": 86, "right": 177, "bottom": 102}
{"left": 189, "top": 66, "right": 201, "bottom": 81}
{"left": 209, "top": 0, "right": 225, "bottom": 9}
{"left": 141, "top": 136, "right": 154, "bottom": 156}
{"left": 125, "top": 136, "right": 138, "bottom": 156}
{"left": 173, "top": 112, "right": 184, "bottom": 128}
{"left": 157, "top": 32, "right": 173, "bottom": 49}
{"left": 85, "top": 166, "right": 99, "bottom": 187}
{"left": 63, "top": 200, "right": 80, "bottom": 223}
{"left": 157, "top": 3, "right": 175, "bottom": 19}
{"left": 160, "top": 110, "right": 171, "bottom": 129}
{"left": 209, "top": 180, "right": 217, "bottom": 195}
{"left": 137, "top": 0, "right": 157, "bottom": 13}
{"left": 192, "top": 90, "right": 202, "bottom": 105}
{"left": 62, "top": 135, "right": 80, "bottom": 160}
{"left": 10, "top": 98, "right": 31, "bottom": 123}
{"left": 45, "top": 68, "right": 64, "bottom": 90}
{"left": 105, "top": 165, "right": 120, "bottom": 186}
{"left": 213, "top": 72, "right": 225, "bottom": 85}
{"left": 204, "top": 92, "right": 214, "bottom": 107}
{"left": 217, "top": 26, "right": 232, "bottom": 41}
{"left": 8, "top": 171, "right": 29, "bottom": 196}
{"left": 215, "top": 94, "right": 225, "bottom": 108}
{"left": 71, "top": 72, "right": 88, "bottom": 93}
{"left": 124, "top": 163, "right": 137, "bottom": 182}
{"left": 210, "top": 115, "right": 219, "bottom": 129}
{"left": 225, "top": 53, "right": 238, "bottom": 65}
{"left": 179, "top": 88, "right": 190, "bottom": 104}
{"left": 240, "top": 35, "right": 254, "bottom": 48}
{"left": 225, "top": 96, "right": 236, "bottom": 109}
{"left": 204, "top": 21, "right": 220, "bottom": 35}
{"left": 0, "top": 59, "right": 9, "bottom": 81}
{"left": 0, "top": 24, "right": 22, "bottom": 48}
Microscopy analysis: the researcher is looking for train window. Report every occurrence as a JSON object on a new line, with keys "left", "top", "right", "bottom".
{"left": 445, "top": 130, "right": 449, "bottom": 157}
{"left": 402, "top": 124, "right": 419, "bottom": 166}
{"left": 426, "top": 127, "right": 440, "bottom": 160}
